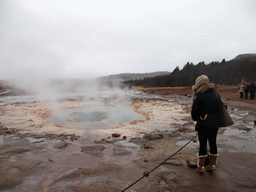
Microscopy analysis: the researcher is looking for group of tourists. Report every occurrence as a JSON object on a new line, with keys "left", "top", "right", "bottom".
{"left": 238, "top": 81, "right": 256, "bottom": 99}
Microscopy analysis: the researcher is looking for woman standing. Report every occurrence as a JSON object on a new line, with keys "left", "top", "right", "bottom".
{"left": 238, "top": 82, "right": 245, "bottom": 99}
{"left": 191, "top": 75, "right": 222, "bottom": 173}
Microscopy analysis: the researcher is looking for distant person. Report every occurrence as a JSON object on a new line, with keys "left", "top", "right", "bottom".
{"left": 244, "top": 82, "right": 249, "bottom": 99}
{"left": 238, "top": 82, "right": 245, "bottom": 99}
{"left": 255, "top": 81, "right": 256, "bottom": 100}
{"left": 191, "top": 75, "right": 222, "bottom": 173}
{"left": 249, "top": 81, "right": 255, "bottom": 99}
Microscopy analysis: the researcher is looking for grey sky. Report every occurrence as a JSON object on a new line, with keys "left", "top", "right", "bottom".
{"left": 1, "top": 0, "right": 256, "bottom": 79}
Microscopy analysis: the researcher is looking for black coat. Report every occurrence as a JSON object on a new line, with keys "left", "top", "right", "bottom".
{"left": 249, "top": 84, "right": 255, "bottom": 92}
{"left": 191, "top": 83, "right": 222, "bottom": 131}
{"left": 244, "top": 84, "right": 250, "bottom": 93}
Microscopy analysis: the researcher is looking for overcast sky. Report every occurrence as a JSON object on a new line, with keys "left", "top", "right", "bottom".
{"left": 1, "top": 0, "right": 256, "bottom": 79}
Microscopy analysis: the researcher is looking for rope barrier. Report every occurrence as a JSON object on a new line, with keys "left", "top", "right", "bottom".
{"left": 232, "top": 109, "right": 256, "bottom": 124}
{"left": 121, "top": 134, "right": 198, "bottom": 192}
{"left": 121, "top": 108, "right": 256, "bottom": 192}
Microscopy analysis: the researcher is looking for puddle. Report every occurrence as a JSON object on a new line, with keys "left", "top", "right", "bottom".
{"left": 115, "top": 140, "right": 140, "bottom": 149}
{"left": 246, "top": 125, "right": 254, "bottom": 129}
{"left": 248, "top": 122, "right": 255, "bottom": 125}
{"left": 176, "top": 140, "right": 198, "bottom": 148}
{"left": 25, "top": 137, "right": 46, "bottom": 143}
{"left": 12, "top": 136, "right": 21, "bottom": 140}
{"left": 49, "top": 104, "right": 145, "bottom": 129}
{"left": 223, "top": 128, "right": 247, "bottom": 136}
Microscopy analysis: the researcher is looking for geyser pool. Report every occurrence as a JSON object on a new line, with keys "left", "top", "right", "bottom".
{"left": 49, "top": 104, "right": 145, "bottom": 129}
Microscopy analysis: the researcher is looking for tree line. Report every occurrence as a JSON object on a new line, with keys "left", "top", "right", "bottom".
{"left": 124, "top": 56, "right": 256, "bottom": 87}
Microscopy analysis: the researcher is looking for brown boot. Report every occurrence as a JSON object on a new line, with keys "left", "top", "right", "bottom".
{"left": 206, "top": 154, "right": 219, "bottom": 172}
{"left": 197, "top": 154, "right": 207, "bottom": 173}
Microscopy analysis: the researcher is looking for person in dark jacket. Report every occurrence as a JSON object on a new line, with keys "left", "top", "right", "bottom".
{"left": 191, "top": 75, "right": 222, "bottom": 173}
{"left": 244, "top": 82, "right": 249, "bottom": 99}
{"left": 249, "top": 81, "right": 255, "bottom": 99}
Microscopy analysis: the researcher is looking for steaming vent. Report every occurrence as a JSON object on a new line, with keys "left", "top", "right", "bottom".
{"left": 50, "top": 103, "right": 145, "bottom": 129}
{"left": 68, "top": 111, "right": 109, "bottom": 122}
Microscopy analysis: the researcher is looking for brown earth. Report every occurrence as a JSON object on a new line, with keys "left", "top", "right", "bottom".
{"left": 0, "top": 86, "right": 256, "bottom": 192}
{"left": 136, "top": 85, "right": 256, "bottom": 107}
{"left": 132, "top": 86, "right": 256, "bottom": 192}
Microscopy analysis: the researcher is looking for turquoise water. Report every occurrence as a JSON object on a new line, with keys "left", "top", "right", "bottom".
{"left": 50, "top": 104, "right": 145, "bottom": 129}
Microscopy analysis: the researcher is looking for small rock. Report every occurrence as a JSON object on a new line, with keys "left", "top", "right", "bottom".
{"left": 3, "top": 129, "right": 17, "bottom": 134}
{"left": 70, "top": 135, "right": 79, "bottom": 141}
{"left": 165, "top": 159, "right": 183, "bottom": 166}
{"left": 129, "top": 137, "right": 148, "bottom": 145}
{"left": 37, "top": 123, "right": 46, "bottom": 128}
{"left": 113, "top": 148, "right": 132, "bottom": 155}
{"left": 144, "top": 159, "right": 148, "bottom": 162}
{"left": 14, "top": 159, "right": 43, "bottom": 172}
{"left": 53, "top": 141, "right": 68, "bottom": 149}
{"left": 143, "top": 143, "right": 154, "bottom": 149}
{"left": 143, "top": 133, "right": 163, "bottom": 140}
{"left": 123, "top": 136, "right": 127, "bottom": 139}
{"left": 186, "top": 158, "right": 197, "bottom": 168}
{"left": 112, "top": 133, "right": 121, "bottom": 137}
{"left": 239, "top": 127, "right": 252, "bottom": 132}
{"left": 106, "top": 140, "right": 115, "bottom": 144}
{"left": 33, "top": 139, "right": 45, "bottom": 143}
{"left": 81, "top": 145, "right": 106, "bottom": 155}
{"left": 4, "top": 130, "right": 12, "bottom": 134}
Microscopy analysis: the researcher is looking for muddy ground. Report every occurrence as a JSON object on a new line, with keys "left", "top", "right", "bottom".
{"left": 0, "top": 86, "right": 256, "bottom": 192}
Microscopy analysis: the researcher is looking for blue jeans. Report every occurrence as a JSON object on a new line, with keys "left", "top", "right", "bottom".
{"left": 198, "top": 127, "right": 218, "bottom": 156}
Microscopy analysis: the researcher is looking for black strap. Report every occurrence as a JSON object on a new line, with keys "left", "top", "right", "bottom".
{"left": 214, "top": 91, "right": 221, "bottom": 103}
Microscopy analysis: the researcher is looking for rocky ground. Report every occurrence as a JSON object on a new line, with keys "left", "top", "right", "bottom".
{"left": 0, "top": 86, "right": 256, "bottom": 192}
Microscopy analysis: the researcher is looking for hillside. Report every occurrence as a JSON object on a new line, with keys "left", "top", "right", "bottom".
{"left": 232, "top": 54, "right": 256, "bottom": 60}
{"left": 1, "top": 54, "right": 256, "bottom": 96}
{"left": 99, "top": 71, "right": 171, "bottom": 80}
{"left": 0, "top": 81, "right": 27, "bottom": 97}
{"left": 124, "top": 54, "right": 256, "bottom": 87}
